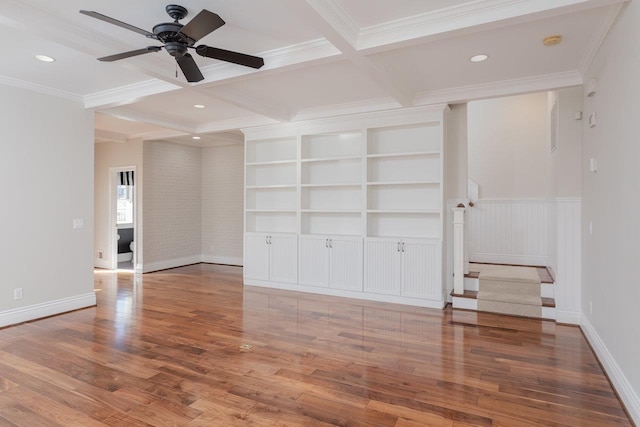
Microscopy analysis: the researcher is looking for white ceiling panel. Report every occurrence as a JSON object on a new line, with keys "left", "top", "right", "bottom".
{"left": 368, "top": 6, "right": 607, "bottom": 94}
{"left": 337, "top": 0, "right": 472, "bottom": 28}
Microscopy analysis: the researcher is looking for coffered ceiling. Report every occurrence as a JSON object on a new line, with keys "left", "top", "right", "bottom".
{"left": 0, "top": 0, "right": 627, "bottom": 145}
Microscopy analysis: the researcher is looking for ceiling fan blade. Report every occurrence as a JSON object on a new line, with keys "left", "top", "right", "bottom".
{"left": 179, "top": 10, "right": 225, "bottom": 42}
{"left": 98, "top": 46, "right": 162, "bottom": 62}
{"left": 195, "top": 45, "right": 264, "bottom": 69}
{"left": 80, "top": 10, "right": 156, "bottom": 38}
{"left": 177, "top": 53, "right": 204, "bottom": 82}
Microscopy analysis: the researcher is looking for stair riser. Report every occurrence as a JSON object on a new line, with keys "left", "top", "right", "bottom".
{"left": 464, "top": 277, "right": 553, "bottom": 298}
{"left": 452, "top": 296, "right": 556, "bottom": 320}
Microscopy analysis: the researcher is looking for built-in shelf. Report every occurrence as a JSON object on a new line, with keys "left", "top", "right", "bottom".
{"left": 301, "top": 183, "right": 362, "bottom": 188}
{"left": 302, "top": 209, "right": 361, "bottom": 213}
{"left": 245, "top": 160, "right": 298, "bottom": 166}
{"left": 366, "top": 151, "right": 440, "bottom": 159}
{"left": 301, "top": 156, "right": 362, "bottom": 163}
{"left": 246, "top": 184, "right": 298, "bottom": 189}
{"left": 367, "top": 181, "right": 440, "bottom": 186}
{"left": 367, "top": 209, "right": 440, "bottom": 214}
{"left": 246, "top": 209, "right": 297, "bottom": 213}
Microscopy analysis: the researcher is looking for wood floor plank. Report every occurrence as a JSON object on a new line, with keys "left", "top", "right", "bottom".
{"left": 0, "top": 264, "right": 631, "bottom": 426}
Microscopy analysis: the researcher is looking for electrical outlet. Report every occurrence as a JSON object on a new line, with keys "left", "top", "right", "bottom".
{"left": 13, "top": 288, "right": 23, "bottom": 300}
{"left": 589, "top": 221, "right": 593, "bottom": 235}
{"left": 98, "top": 251, "right": 103, "bottom": 259}
{"left": 589, "top": 301, "right": 593, "bottom": 315}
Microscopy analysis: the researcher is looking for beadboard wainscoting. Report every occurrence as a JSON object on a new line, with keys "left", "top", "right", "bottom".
{"left": 468, "top": 199, "right": 548, "bottom": 266}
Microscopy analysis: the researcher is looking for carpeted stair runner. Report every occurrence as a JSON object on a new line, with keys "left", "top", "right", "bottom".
{"left": 473, "top": 264, "right": 543, "bottom": 318}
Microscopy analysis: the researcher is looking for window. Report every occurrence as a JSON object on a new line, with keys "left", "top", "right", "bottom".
{"left": 117, "top": 185, "right": 133, "bottom": 224}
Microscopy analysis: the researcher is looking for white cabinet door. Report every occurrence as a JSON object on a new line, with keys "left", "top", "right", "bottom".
{"left": 364, "top": 238, "right": 401, "bottom": 295}
{"left": 299, "top": 236, "right": 330, "bottom": 287}
{"left": 244, "top": 234, "right": 270, "bottom": 281}
{"left": 401, "top": 239, "right": 441, "bottom": 299}
{"left": 270, "top": 235, "right": 298, "bottom": 284}
{"left": 330, "top": 237, "right": 363, "bottom": 291}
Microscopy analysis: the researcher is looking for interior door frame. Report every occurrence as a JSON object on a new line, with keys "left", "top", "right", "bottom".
{"left": 109, "top": 166, "right": 137, "bottom": 270}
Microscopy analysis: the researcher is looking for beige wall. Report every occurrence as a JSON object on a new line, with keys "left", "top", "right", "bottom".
{"left": 0, "top": 84, "right": 95, "bottom": 320}
{"left": 94, "top": 140, "right": 143, "bottom": 269}
{"left": 581, "top": 0, "right": 640, "bottom": 420}
{"left": 468, "top": 92, "right": 549, "bottom": 199}
{"left": 201, "top": 144, "right": 244, "bottom": 265}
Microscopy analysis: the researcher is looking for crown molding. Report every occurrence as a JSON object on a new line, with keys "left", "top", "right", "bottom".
{"left": 303, "top": 0, "right": 360, "bottom": 48}
{"left": 84, "top": 79, "right": 181, "bottom": 110}
{"left": 197, "top": 115, "right": 280, "bottom": 134}
{"left": 0, "top": 74, "right": 81, "bottom": 102}
{"left": 292, "top": 97, "right": 401, "bottom": 121}
{"left": 94, "top": 129, "right": 127, "bottom": 144}
{"left": 578, "top": 2, "right": 626, "bottom": 74}
{"left": 100, "top": 109, "right": 196, "bottom": 134}
{"left": 414, "top": 71, "right": 583, "bottom": 106}
{"left": 356, "top": 0, "right": 626, "bottom": 52}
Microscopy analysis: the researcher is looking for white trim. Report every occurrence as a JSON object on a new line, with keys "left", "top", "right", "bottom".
{"left": 84, "top": 79, "right": 180, "bottom": 109}
{"left": 470, "top": 253, "right": 548, "bottom": 266}
{"left": 0, "top": 75, "right": 81, "bottom": 102}
{"left": 141, "top": 255, "right": 202, "bottom": 273}
{"left": 581, "top": 314, "right": 640, "bottom": 424}
{"left": 556, "top": 310, "right": 581, "bottom": 325}
{"left": 452, "top": 296, "right": 477, "bottom": 311}
{"left": 94, "top": 259, "right": 110, "bottom": 270}
{"left": 414, "top": 71, "right": 583, "bottom": 106}
{"left": 201, "top": 255, "right": 243, "bottom": 266}
{"left": 109, "top": 166, "right": 137, "bottom": 271}
{"left": 0, "top": 293, "right": 96, "bottom": 328}
{"left": 244, "top": 279, "right": 445, "bottom": 309}
{"left": 577, "top": 3, "right": 626, "bottom": 74}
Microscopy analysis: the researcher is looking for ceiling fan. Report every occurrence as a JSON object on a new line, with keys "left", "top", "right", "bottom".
{"left": 80, "top": 4, "right": 265, "bottom": 83}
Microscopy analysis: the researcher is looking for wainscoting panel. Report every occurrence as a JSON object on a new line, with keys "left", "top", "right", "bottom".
{"left": 468, "top": 200, "right": 548, "bottom": 266}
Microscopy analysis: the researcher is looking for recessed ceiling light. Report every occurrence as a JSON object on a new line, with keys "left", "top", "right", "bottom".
{"left": 470, "top": 54, "right": 489, "bottom": 63}
{"left": 193, "top": 104, "right": 206, "bottom": 109}
{"left": 192, "top": 136, "right": 201, "bottom": 140}
{"left": 35, "top": 54, "right": 55, "bottom": 63}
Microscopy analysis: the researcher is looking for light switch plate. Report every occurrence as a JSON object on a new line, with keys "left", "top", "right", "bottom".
{"left": 590, "top": 158, "right": 598, "bottom": 173}
{"left": 589, "top": 112, "right": 597, "bottom": 128}
{"left": 73, "top": 218, "right": 84, "bottom": 229}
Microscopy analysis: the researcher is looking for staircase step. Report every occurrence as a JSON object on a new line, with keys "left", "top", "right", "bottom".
{"left": 450, "top": 290, "right": 555, "bottom": 307}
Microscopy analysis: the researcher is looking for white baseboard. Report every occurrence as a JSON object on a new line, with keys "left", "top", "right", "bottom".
{"left": 142, "top": 255, "right": 202, "bottom": 273}
{"left": 581, "top": 314, "right": 640, "bottom": 424}
{"left": 201, "top": 255, "right": 243, "bottom": 266}
{"left": 94, "top": 258, "right": 111, "bottom": 269}
{"left": 556, "top": 310, "right": 580, "bottom": 325}
{"left": 244, "top": 279, "right": 445, "bottom": 309}
{"left": 0, "top": 292, "right": 96, "bottom": 328}
{"left": 117, "top": 252, "right": 133, "bottom": 262}
{"left": 471, "top": 253, "right": 548, "bottom": 267}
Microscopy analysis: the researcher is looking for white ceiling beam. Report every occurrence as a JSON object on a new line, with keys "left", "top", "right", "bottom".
{"left": 100, "top": 110, "right": 196, "bottom": 135}
{"left": 282, "top": 0, "right": 414, "bottom": 108}
{"left": 94, "top": 129, "right": 128, "bottom": 144}
{"left": 199, "top": 87, "right": 291, "bottom": 123}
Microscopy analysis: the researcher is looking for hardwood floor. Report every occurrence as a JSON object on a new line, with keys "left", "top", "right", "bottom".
{"left": 0, "top": 264, "right": 631, "bottom": 426}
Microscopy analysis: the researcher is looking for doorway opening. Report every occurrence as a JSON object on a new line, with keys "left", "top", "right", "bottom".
{"left": 111, "top": 167, "right": 136, "bottom": 271}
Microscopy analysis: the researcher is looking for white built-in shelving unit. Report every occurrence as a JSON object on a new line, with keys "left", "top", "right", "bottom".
{"left": 243, "top": 105, "right": 447, "bottom": 308}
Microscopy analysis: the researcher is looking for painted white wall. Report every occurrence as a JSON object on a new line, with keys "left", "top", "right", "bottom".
{"left": 0, "top": 84, "right": 95, "bottom": 325}
{"left": 94, "top": 140, "right": 143, "bottom": 270}
{"left": 581, "top": 1, "right": 640, "bottom": 421}
{"left": 468, "top": 92, "right": 549, "bottom": 199}
{"left": 142, "top": 140, "right": 202, "bottom": 272}
{"left": 444, "top": 104, "right": 468, "bottom": 295}
{"left": 201, "top": 144, "right": 244, "bottom": 266}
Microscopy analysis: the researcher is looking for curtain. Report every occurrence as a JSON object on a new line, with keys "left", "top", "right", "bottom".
{"left": 119, "top": 171, "right": 134, "bottom": 186}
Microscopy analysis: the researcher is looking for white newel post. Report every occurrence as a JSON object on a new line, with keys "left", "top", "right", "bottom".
{"left": 453, "top": 204, "right": 466, "bottom": 295}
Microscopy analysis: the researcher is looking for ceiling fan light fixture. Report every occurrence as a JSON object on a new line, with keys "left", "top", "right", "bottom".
{"left": 470, "top": 54, "right": 488, "bottom": 63}
{"left": 35, "top": 54, "right": 55, "bottom": 63}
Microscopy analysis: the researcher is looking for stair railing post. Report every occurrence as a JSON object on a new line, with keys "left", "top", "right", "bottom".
{"left": 453, "top": 204, "right": 466, "bottom": 295}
